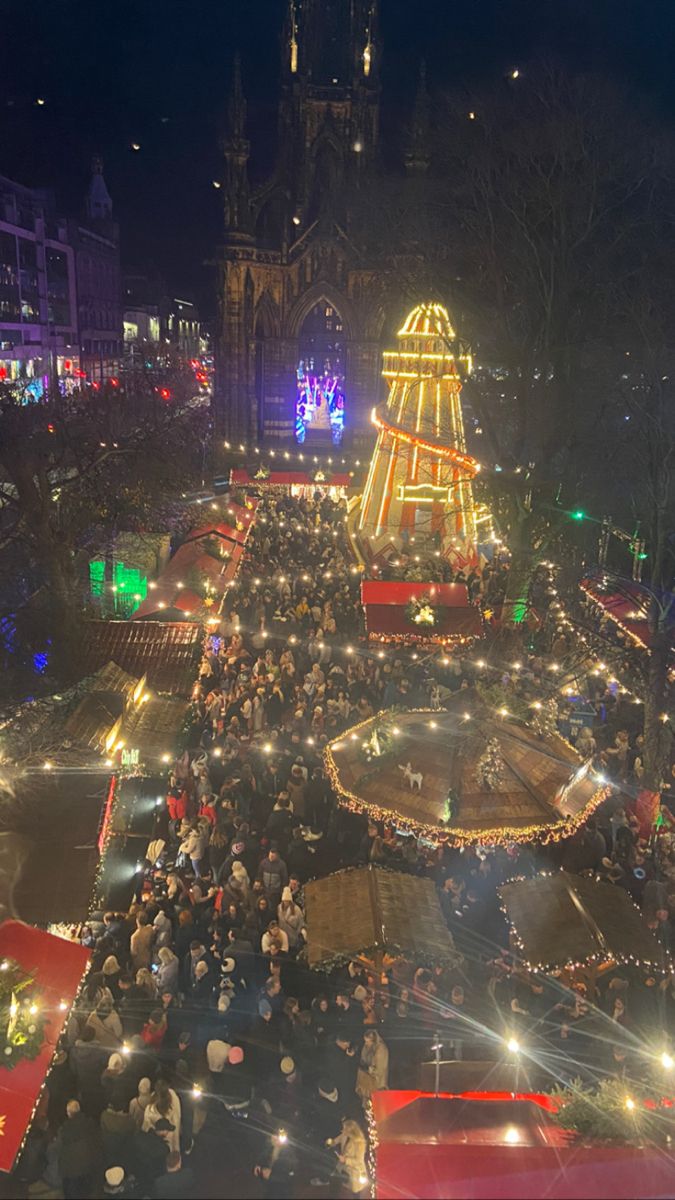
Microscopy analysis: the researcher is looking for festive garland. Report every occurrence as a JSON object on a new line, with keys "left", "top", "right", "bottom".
{"left": 0, "top": 959, "right": 47, "bottom": 1070}
{"left": 404, "top": 594, "right": 438, "bottom": 628}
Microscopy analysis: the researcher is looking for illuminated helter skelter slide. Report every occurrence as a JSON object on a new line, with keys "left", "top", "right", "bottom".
{"left": 355, "top": 303, "right": 490, "bottom": 570}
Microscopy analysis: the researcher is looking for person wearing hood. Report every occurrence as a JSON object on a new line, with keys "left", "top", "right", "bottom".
{"left": 153, "top": 910, "right": 173, "bottom": 952}
{"left": 128, "top": 1077, "right": 153, "bottom": 1126}
{"left": 86, "top": 998, "right": 123, "bottom": 1050}
{"left": 156, "top": 946, "right": 179, "bottom": 996}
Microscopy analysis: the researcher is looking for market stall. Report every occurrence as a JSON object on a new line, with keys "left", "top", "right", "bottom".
{"left": 498, "top": 870, "right": 670, "bottom": 992}
{"left": 303, "top": 865, "right": 458, "bottom": 971}
{"left": 361, "top": 580, "right": 483, "bottom": 643}
{"left": 0, "top": 921, "right": 90, "bottom": 1173}
{"left": 371, "top": 1090, "right": 675, "bottom": 1200}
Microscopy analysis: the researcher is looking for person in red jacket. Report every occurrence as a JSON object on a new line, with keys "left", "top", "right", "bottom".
{"left": 199, "top": 796, "right": 217, "bottom": 829}
{"left": 167, "top": 782, "right": 189, "bottom": 825}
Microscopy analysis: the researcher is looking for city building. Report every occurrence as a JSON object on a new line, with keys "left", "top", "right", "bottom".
{"left": 123, "top": 274, "right": 206, "bottom": 364}
{"left": 0, "top": 173, "right": 79, "bottom": 395}
{"left": 216, "top": 1, "right": 392, "bottom": 442}
{"left": 0, "top": 161, "right": 123, "bottom": 393}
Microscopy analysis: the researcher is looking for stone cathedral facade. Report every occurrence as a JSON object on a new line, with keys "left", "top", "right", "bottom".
{"left": 215, "top": 1, "right": 398, "bottom": 444}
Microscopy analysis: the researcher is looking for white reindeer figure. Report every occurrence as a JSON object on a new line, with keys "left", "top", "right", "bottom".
{"left": 398, "top": 761, "right": 423, "bottom": 791}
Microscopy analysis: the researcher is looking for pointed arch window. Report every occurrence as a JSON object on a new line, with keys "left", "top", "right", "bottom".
{"left": 295, "top": 301, "right": 345, "bottom": 445}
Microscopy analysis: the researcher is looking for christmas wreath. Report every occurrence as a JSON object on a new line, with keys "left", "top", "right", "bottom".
{"left": 404, "top": 593, "right": 438, "bottom": 628}
{"left": 0, "top": 958, "right": 48, "bottom": 1070}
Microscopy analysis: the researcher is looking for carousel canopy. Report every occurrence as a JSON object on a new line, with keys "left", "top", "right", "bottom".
{"left": 324, "top": 692, "right": 607, "bottom": 845}
{"left": 498, "top": 871, "right": 668, "bottom": 973}
{"left": 303, "top": 866, "right": 457, "bottom": 969}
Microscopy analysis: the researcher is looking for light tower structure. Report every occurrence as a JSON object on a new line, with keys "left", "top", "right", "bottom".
{"left": 358, "top": 303, "right": 481, "bottom": 566}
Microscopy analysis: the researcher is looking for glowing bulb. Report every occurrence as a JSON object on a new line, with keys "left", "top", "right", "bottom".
{"left": 43, "top": 761, "right": 53, "bottom": 771}
{"left": 661, "top": 1051, "right": 674, "bottom": 1070}
{"left": 192, "top": 1085, "right": 203, "bottom": 1098}
{"left": 625, "top": 1096, "right": 635, "bottom": 1111}
{"left": 506, "top": 1037, "right": 520, "bottom": 1054}
{"left": 504, "top": 1126, "right": 520, "bottom": 1144}
{"left": 277, "top": 1130, "right": 288, "bottom": 1145}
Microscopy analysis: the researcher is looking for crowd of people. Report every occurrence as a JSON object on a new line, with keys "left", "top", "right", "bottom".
{"left": 15, "top": 489, "right": 675, "bottom": 1199}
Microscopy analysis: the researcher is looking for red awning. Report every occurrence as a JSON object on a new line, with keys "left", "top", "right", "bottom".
{"left": 580, "top": 578, "right": 674, "bottom": 650}
{"left": 182, "top": 519, "right": 250, "bottom": 546}
{"left": 0, "top": 921, "right": 90, "bottom": 1172}
{"left": 230, "top": 468, "right": 351, "bottom": 487}
{"left": 361, "top": 581, "right": 473, "bottom": 607}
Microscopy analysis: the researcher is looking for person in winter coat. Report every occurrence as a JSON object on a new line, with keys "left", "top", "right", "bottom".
{"left": 101, "top": 956, "right": 122, "bottom": 1000}
{"left": 257, "top": 845, "right": 288, "bottom": 906}
{"left": 156, "top": 946, "right": 179, "bottom": 996}
{"left": 142, "top": 1078, "right": 182, "bottom": 1154}
{"left": 86, "top": 1000, "right": 123, "bottom": 1050}
{"left": 153, "top": 910, "right": 173, "bottom": 953}
{"left": 57, "top": 1100, "right": 101, "bottom": 1198}
{"left": 180, "top": 823, "right": 209, "bottom": 877}
{"left": 277, "top": 888, "right": 305, "bottom": 951}
{"left": 331, "top": 1118, "right": 368, "bottom": 1194}
{"left": 356, "top": 1030, "right": 389, "bottom": 1098}
{"left": 130, "top": 912, "right": 154, "bottom": 971}
{"left": 70, "top": 1028, "right": 107, "bottom": 1116}
{"left": 128, "top": 1077, "right": 153, "bottom": 1127}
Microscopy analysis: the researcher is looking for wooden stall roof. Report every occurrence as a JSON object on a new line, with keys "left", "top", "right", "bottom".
{"left": 79, "top": 621, "right": 201, "bottom": 695}
{"left": 63, "top": 661, "right": 138, "bottom": 749}
{"left": 324, "top": 693, "right": 605, "bottom": 845}
{"left": 120, "top": 695, "right": 187, "bottom": 760}
{"left": 303, "top": 866, "right": 457, "bottom": 969}
{"left": 499, "top": 871, "right": 668, "bottom": 972}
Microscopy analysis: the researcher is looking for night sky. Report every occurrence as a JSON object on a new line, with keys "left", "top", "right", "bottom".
{"left": 3, "top": 0, "right": 675, "bottom": 314}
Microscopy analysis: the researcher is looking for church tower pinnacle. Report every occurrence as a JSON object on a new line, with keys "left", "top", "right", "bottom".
{"left": 222, "top": 53, "right": 252, "bottom": 239}
{"left": 405, "top": 61, "right": 432, "bottom": 175}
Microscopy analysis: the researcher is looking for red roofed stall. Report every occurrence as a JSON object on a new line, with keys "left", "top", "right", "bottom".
{"left": 0, "top": 922, "right": 90, "bottom": 1173}
{"left": 230, "top": 467, "right": 351, "bottom": 491}
{"left": 361, "top": 580, "right": 483, "bottom": 642}
{"left": 372, "top": 1090, "right": 675, "bottom": 1200}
